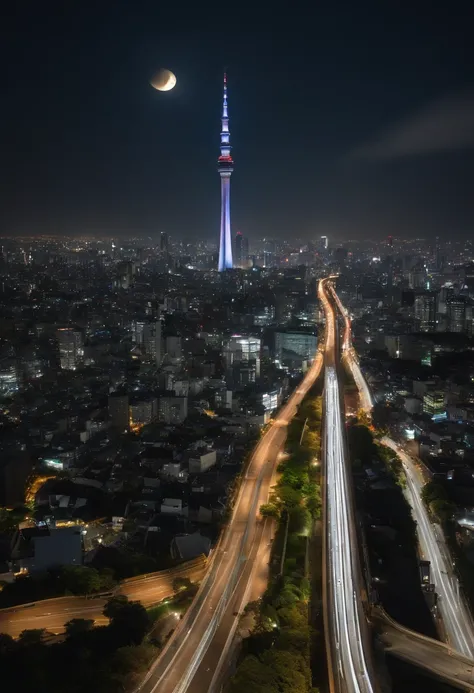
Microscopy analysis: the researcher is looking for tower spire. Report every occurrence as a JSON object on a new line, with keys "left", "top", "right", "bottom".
{"left": 218, "top": 72, "right": 233, "bottom": 271}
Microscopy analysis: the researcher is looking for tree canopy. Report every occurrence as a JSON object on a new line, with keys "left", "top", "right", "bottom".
{"left": 60, "top": 565, "right": 102, "bottom": 595}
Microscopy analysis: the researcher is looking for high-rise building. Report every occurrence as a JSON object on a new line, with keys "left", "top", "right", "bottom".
{"left": 115, "top": 261, "right": 135, "bottom": 289}
{"left": 132, "top": 319, "right": 161, "bottom": 364}
{"left": 165, "top": 335, "right": 182, "bottom": 360}
{"left": 0, "top": 359, "right": 19, "bottom": 395}
{"left": 423, "top": 390, "right": 446, "bottom": 417}
{"left": 408, "top": 262, "right": 427, "bottom": 290}
{"left": 464, "top": 264, "right": 474, "bottom": 296}
{"left": 333, "top": 247, "right": 348, "bottom": 270}
{"left": 108, "top": 394, "right": 129, "bottom": 431}
{"left": 217, "top": 74, "right": 233, "bottom": 271}
{"left": 447, "top": 295, "right": 467, "bottom": 333}
{"left": 224, "top": 335, "right": 261, "bottom": 377}
{"left": 235, "top": 232, "right": 249, "bottom": 268}
{"left": 57, "top": 328, "right": 84, "bottom": 370}
{"left": 414, "top": 292, "right": 437, "bottom": 332}
{"left": 319, "top": 236, "right": 328, "bottom": 251}
{"left": 129, "top": 398, "right": 158, "bottom": 428}
{"left": 263, "top": 239, "right": 277, "bottom": 268}
{"left": 132, "top": 320, "right": 146, "bottom": 345}
{"left": 159, "top": 396, "right": 188, "bottom": 424}
{"left": 143, "top": 320, "right": 162, "bottom": 366}
{"left": 275, "top": 330, "right": 317, "bottom": 364}
{"left": 160, "top": 232, "right": 169, "bottom": 253}
{"left": 224, "top": 335, "right": 261, "bottom": 363}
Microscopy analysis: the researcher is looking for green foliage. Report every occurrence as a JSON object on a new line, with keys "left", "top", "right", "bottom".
{"left": 348, "top": 424, "right": 376, "bottom": 464}
{"left": 288, "top": 506, "right": 311, "bottom": 535}
{"left": 60, "top": 565, "right": 102, "bottom": 595}
{"left": 277, "top": 486, "right": 303, "bottom": 509}
{"left": 18, "top": 629, "right": 46, "bottom": 646}
{"left": 277, "top": 602, "right": 308, "bottom": 630}
{"left": 147, "top": 602, "right": 170, "bottom": 622}
{"left": 429, "top": 498, "right": 455, "bottom": 523}
{"left": 298, "top": 576, "right": 311, "bottom": 601}
{"left": 230, "top": 647, "right": 312, "bottom": 693}
{"left": 104, "top": 595, "right": 152, "bottom": 644}
{"left": 261, "top": 649, "right": 309, "bottom": 692}
{"left": 0, "top": 562, "right": 116, "bottom": 608}
{"left": 260, "top": 503, "right": 280, "bottom": 519}
{"left": 421, "top": 481, "right": 447, "bottom": 506}
{"left": 98, "top": 567, "right": 116, "bottom": 591}
{"left": 65, "top": 618, "right": 94, "bottom": 639}
{"left": 254, "top": 603, "right": 279, "bottom": 633}
{"left": 244, "top": 599, "right": 262, "bottom": 616}
{"left": 0, "top": 633, "right": 15, "bottom": 656}
{"left": 279, "top": 468, "right": 308, "bottom": 490}
{"left": 274, "top": 584, "right": 302, "bottom": 608}
{"left": 230, "top": 393, "right": 322, "bottom": 693}
{"left": 376, "top": 444, "right": 406, "bottom": 487}
{"left": 306, "top": 488, "right": 321, "bottom": 519}
{"left": 110, "top": 643, "right": 156, "bottom": 687}
{"left": 173, "top": 576, "right": 192, "bottom": 592}
{"left": 0, "top": 507, "right": 27, "bottom": 536}
{"left": 230, "top": 654, "right": 278, "bottom": 693}
{"left": 356, "top": 409, "right": 372, "bottom": 427}
{"left": 0, "top": 596, "right": 158, "bottom": 693}
{"left": 421, "top": 481, "right": 457, "bottom": 523}
{"left": 103, "top": 595, "right": 129, "bottom": 619}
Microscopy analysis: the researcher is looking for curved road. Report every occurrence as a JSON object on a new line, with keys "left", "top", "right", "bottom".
{"left": 135, "top": 282, "right": 327, "bottom": 693}
{"left": 374, "top": 606, "right": 474, "bottom": 690}
{"left": 382, "top": 436, "right": 474, "bottom": 658}
{"left": 332, "top": 284, "right": 474, "bottom": 661}
{"left": 0, "top": 558, "right": 207, "bottom": 638}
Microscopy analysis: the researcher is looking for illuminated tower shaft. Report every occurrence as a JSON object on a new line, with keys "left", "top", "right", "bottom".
{"left": 218, "top": 73, "right": 233, "bottom": 271}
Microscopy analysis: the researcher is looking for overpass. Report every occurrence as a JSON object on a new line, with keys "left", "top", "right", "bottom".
{"left": 373, "top": 606, "right": 474, "bottom": 691}
{"left": 0, "top": 556, "right": 208, "bottom": 638}
{"left": 330, "top": 282, "right": 474, "bottom": 690}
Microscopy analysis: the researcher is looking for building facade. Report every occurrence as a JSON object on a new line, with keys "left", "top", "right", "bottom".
{"left": 414, "top": 292, "right": 437, "bottom": 332}
{"left": 275, "top": 330, "right": 317, "bottom": 365}
{"left": 235, "top": 232, "right": 249, "bottom": 268}
{"left": 57, "top": 327, "right": 84, "bottom": 370}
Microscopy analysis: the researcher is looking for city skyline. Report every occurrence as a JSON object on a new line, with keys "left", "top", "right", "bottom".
{"left": 2, "top": 230, "right": 474, "bottom": 692}
{"left": 2, "top": 4, "right": 474, "bottom": 241}
{"left": 2, "top": 5, "right": 474, "bottom": 692}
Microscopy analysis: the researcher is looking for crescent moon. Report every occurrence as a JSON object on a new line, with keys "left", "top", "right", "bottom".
{"left": 150, "top": 69, "right": 177, "bottom": 92}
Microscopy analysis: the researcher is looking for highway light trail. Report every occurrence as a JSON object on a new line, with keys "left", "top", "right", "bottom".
{"left": 329, "top": 285, "right": 372, "bottom": 413}
{"left": 382, "top": 437, "right": 474, "bottom": 659}
{"left": 325, "top": 366, "right": 375, "bottom": 693}
{"left": 137, "top": 286, "right": 325, "bottom": 693}
{"left": 332, "top": 285, "right": 474, "bottom": 660}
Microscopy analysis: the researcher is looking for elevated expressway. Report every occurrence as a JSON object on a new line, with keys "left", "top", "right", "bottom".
{"left": 136, "top": 282, "right": 327, "bottom": 693}
{"left": 320, "top": 283, "right": 378, "bottom": 693}
{"left": 331, "top": 283, "right": 474, "bottom": 690}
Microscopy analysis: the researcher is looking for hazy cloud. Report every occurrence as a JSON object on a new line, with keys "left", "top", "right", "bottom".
{"left": 352, "top": 91, "right": 474, "bottom": 160}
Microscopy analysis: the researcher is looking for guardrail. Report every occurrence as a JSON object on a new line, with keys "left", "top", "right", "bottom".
{"left": 0, "top": 555, "right": 208, "bottom": 616}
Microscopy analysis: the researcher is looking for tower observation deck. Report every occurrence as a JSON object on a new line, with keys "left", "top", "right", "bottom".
{"left": 217, "top": 73, "right": 233, "bottom": 271}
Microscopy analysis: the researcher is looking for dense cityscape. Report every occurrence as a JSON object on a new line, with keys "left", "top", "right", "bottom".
{"left": 2, "top": 229, "right": 474, "bottom": 691}
{"left": 2, "top": 4, "right": 474, "bottom": 693}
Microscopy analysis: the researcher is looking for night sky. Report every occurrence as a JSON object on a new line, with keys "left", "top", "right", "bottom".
{"left": 2, "top": 1, "right": 474, "bottom": 242}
